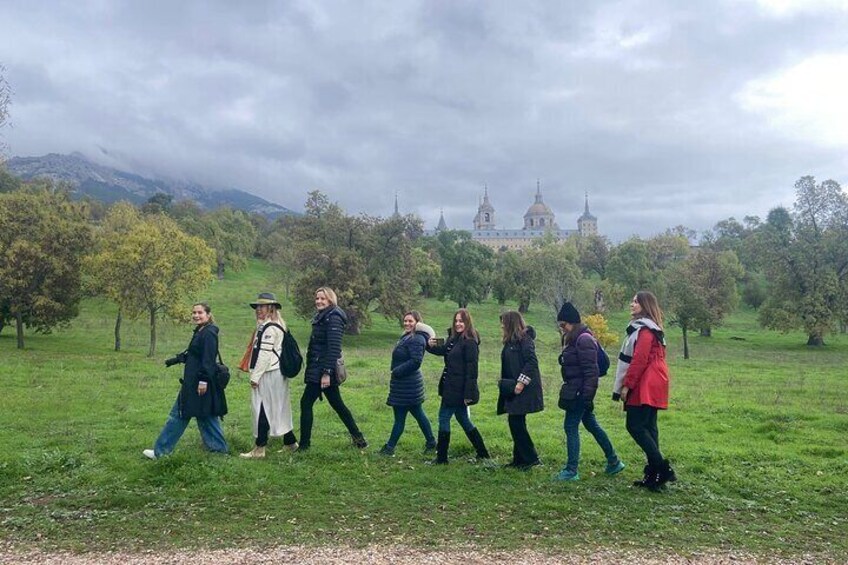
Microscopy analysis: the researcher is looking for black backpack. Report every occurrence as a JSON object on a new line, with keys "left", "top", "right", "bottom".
{"left": 252, "top": 323, "right": 303, "bottom": 378}
{"left": 596, "top": 341, "right": 611, "bottom": 377}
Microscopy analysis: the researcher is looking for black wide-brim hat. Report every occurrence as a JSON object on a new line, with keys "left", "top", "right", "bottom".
{"left": 250, "top": 292, "right": 282, "bottom": 309}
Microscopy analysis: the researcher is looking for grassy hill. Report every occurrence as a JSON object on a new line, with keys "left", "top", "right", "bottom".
{"left": 0, "top": 260, "right": 845, "bottom": 559}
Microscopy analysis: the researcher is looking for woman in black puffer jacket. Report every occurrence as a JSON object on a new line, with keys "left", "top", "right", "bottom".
{"left": 498, "top": 311, "right": 544, "bottom": 470}
{"left": 299, "top": 287, "right": 367, "bottom": 450}
{"left": 426, "top": 308, "right": 491, "bottom": 464}
{"left": 378, "top": 311, "right": 437, "bottom": 456}
{"left": 555, "top": 302, "right": 623, "bottom": 481}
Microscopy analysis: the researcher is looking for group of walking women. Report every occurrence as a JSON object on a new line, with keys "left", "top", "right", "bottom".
{"left": 143, "top": 287, "right": 677, "bottom": 491}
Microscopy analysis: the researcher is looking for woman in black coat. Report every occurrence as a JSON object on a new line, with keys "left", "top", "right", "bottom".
{"left": 554, "top": 302, "right": 623, "bottom": 481}
{"left": 299, "top": 287, "right": 367, "bottom": 450}
{"left": 498, "top": 311, "right": 543, "bottom": 469}
{"left": 143, "top": 302, "right": 229, "bottom": 459}
{"left": 378, "top": 311, "right": 437, "bottom": 456}
{"left": 426, "top": 308, "right": 491, "bottom": 464}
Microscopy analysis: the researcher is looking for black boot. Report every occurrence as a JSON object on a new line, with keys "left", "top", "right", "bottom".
{"left": 465, "top": 427, "right": 490, "bottom": 459}
{"left": 433, "top": 431, "right": 450, "bottom": 464}
{"left": 657, "top": 459, "right": 677, "bottom": 487}
{"left": 633, "top": 464, "right": 660, "bottom": 489}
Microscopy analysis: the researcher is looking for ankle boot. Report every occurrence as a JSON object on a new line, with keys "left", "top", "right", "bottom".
{"left": 433, "top": 431, "right": 450, "bottom": 464}
{"left": 657, "top": 459, "right": 677, "bottom": 486}
{"left": 240, "top": 446, "right": 266, "bottom": 459}
{"left": 465, "top": 427, "right": 490, "bottom": 459}
{"left": 633, "top": 464, "right": 656, "bottom": 488}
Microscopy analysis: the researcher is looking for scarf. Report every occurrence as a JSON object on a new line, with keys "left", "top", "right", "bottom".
{"left": 611, "top": 317, "right": 664, "bottom": 399}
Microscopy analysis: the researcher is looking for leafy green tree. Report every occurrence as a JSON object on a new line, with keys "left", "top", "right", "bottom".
{"left": 83, "top": 202, "right": 144, "bottom": 350}
{"left": 181, "top": 207, "right": 257, "bottom": 279}
{"left": 411, "top": 246, "right": 442, "bottom": 299}
{"left": 666, "top": 249, "right": 743, "bottom": 357}
{"left": 757, "top": 177, "right": 848, "bottom": 346}
{"left": 86, "top": 211, "right": 214, "bottom": 355}
{"left": 530, "top": 239, "right": 583, "bottom": 317}
{"left": 141, "top": 192, "right": 173, "bottom": 215}
{"left": 0, "top": 187, "right": 91, "bottom": 348}
{"left": 432, "top": 230, "right": 494, "bottom": 308}
{"left": 286, "top": 191, "right": 421, "bottom": 334}
{"left": 607, "top": 238, "right": 653, "bottom": 291}
{"left": 576, "top": 234, "right": 611, "bottom": 279}
{"left": 0, "top": 164, "right": 20, "bottom": 193}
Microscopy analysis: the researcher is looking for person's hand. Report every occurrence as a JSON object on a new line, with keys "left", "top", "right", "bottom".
{"left": 250, "top": 379, "right": 259, "bottom": 389}
{"left": 321, "top": 374, "right": 331, "bottom": 389}
{"left": 428, "top": 338, "right": 437, "bottom": 347}
{"left": 464, "top": 398, "right": 472, "bottom": 405}
{"left": 514, "top": 382, "right": 525, "bottom": 395}
{"left": 620, "top": 386, "right": 629, "bottom": 402}
{"left": 197, "top": 382, "right": 208, "bottom": 396}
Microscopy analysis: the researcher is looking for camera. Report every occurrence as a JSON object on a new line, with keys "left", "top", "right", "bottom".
{"left": 165, "top": 352, "right": 187, "bottom": 367}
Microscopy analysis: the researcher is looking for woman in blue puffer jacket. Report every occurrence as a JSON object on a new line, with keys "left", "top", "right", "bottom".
{"left": 379, "top": 311, "right": 437, "bottom": 456}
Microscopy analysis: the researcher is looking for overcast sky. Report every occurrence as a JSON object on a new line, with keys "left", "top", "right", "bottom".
{"left": 1, "top": 0, "right": 847, "bottom": 240}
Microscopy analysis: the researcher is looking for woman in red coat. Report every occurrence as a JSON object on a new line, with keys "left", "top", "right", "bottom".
{"left": 612, "top": 291, "right": 676, "bottom": 490}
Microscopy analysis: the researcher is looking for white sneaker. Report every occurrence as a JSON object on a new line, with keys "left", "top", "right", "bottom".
{"left": 142, "top": 449, "right": 157, "bottom": 460}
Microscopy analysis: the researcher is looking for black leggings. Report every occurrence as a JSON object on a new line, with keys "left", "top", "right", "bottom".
{"left": 299, "top": 382, "right": 361, "bottom": 447}
{"left": 625, "top": 405, "right": 664, "bottom": 466}
{"left": 255, "top": 404, "right": 298, "bottom": 447}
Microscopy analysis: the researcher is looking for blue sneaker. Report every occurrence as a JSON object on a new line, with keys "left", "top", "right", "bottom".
{"left": 555, "top": 468, "right": 580, "bottom": 481}
{"left": 605, "top": 460, "right": 626, "bottom": 475}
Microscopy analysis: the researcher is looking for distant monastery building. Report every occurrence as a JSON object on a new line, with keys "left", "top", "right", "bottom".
{"left": 431, "top": 182, "right": 598, "bottom": 251}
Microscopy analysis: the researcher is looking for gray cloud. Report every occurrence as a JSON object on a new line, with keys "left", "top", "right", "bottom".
{"left": 1, "top": 0, "right": 846, "bottom": 240}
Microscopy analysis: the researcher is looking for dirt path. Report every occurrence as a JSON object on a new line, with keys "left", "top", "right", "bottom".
{"left": 0, "top": 544, "right": 829, "bottom": 564}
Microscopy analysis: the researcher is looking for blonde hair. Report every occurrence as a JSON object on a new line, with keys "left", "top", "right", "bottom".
{"left": 264, "top": 305, "right": 288, "bottom": 331}
{"left": 315, "top": 286, "right": 338, "bottom": 307}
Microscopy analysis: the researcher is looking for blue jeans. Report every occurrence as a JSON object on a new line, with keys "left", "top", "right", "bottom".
{"left": 154, "top": 400, "right": 229, "bottom": 457}
{"left": 563, "top": 399, "right": 617, "bottom": 472}
{"left": 386, "top": 404, "right": 435, "bottom": 449}
{"left": 438, "top": 405, "right": 475, "bottom": 433}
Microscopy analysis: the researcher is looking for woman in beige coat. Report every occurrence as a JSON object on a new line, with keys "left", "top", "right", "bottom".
{"left": 240, "top": 293, "right": 298, "bottom": 458}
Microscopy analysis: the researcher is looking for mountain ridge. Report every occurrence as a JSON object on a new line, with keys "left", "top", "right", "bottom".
{"left": 5, "top": 152, "right": 298, "bottom": 217}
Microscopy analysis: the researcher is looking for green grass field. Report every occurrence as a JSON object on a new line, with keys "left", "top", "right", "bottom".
{"left": 1, "top": 260, "right": 846, "bottom": 560}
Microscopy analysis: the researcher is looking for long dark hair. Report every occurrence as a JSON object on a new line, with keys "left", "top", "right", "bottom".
{"left": 562, "top": 323, "right": 588, "bottom": 347}
{"left": 634, "top": 290, "right": 664, "bottom": 329}
{"left": 450, "top": 308, "right": 479, "bottom": 342}
{"left": 500, "top": 311, "right": 527, "bottom": 344}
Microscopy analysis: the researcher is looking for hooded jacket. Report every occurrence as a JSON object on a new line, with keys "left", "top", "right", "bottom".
{"left": 557, "top": 326, "right": 601, "bottom": 407}
{"left": 497, "top": 326, "right": 544, "bottom": 416}
{"left": 387, "top": 322, "right": 434, "bottom": 407}
{"left": 427, "top": 331, "right": 480, "bottom": 408}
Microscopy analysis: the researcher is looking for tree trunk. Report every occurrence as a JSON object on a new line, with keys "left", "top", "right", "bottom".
{"left": 148, "top": 307, "right": 157, "bottom": 357}
{"left": 0, "top": 318, "right": 4, "bottom": 335}
{"left": 216, "top": 259, "right": 225, "bottom": 280}
{"left": 518, "top": 301, "right": 529, "bottom": 314}
{"left": 682, "top": 326, "right": 689, "bottom": 360}
{"left": 806, "top": 333, "right": 825, "bottom": 346}
{"left": 346, "top": 315, "right": 362, "bottom": 335}
{"left": 114, "top": 309, "right": 122, "bottom": 352}
{"left": 700, "top": 327, "right": 712, "bottom": 337}
{"left": 840, "top": 321, "right": 847, "bottom": 334}
{"left": 15, "top": 311, "right": 24, "bottom": 350}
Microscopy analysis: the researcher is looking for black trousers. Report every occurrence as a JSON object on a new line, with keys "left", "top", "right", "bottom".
{"left": 508, "top": 414, "right": 539, "bottom": 465}
{"left": 255, "top": 404, "right": 298, "bottom": 447}
{"left": 625, "top": 405, "right": 664, "bottom": 466}
{"left": 299, "top": 382, "right": 362, "bottom": 447}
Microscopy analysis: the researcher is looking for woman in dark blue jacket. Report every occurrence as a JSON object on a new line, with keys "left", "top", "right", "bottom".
{"left": 379, "top": 311, "right": 437, "bottom": 456}
{"left": 426, "top": 308, "right": 491, "bottom": 464}
{"left": 299, "top": 287, "right": 367, "bottom": 450}
{"left": 143, "top": 302, "right": 228, "bottom": 459}
{"left": 555, "top": 302, "right": 623, "bottom": 481}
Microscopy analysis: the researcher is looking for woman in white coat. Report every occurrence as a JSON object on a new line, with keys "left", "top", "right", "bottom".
{"left": 240, "top": 293, "right": 298, "bottom": 458}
